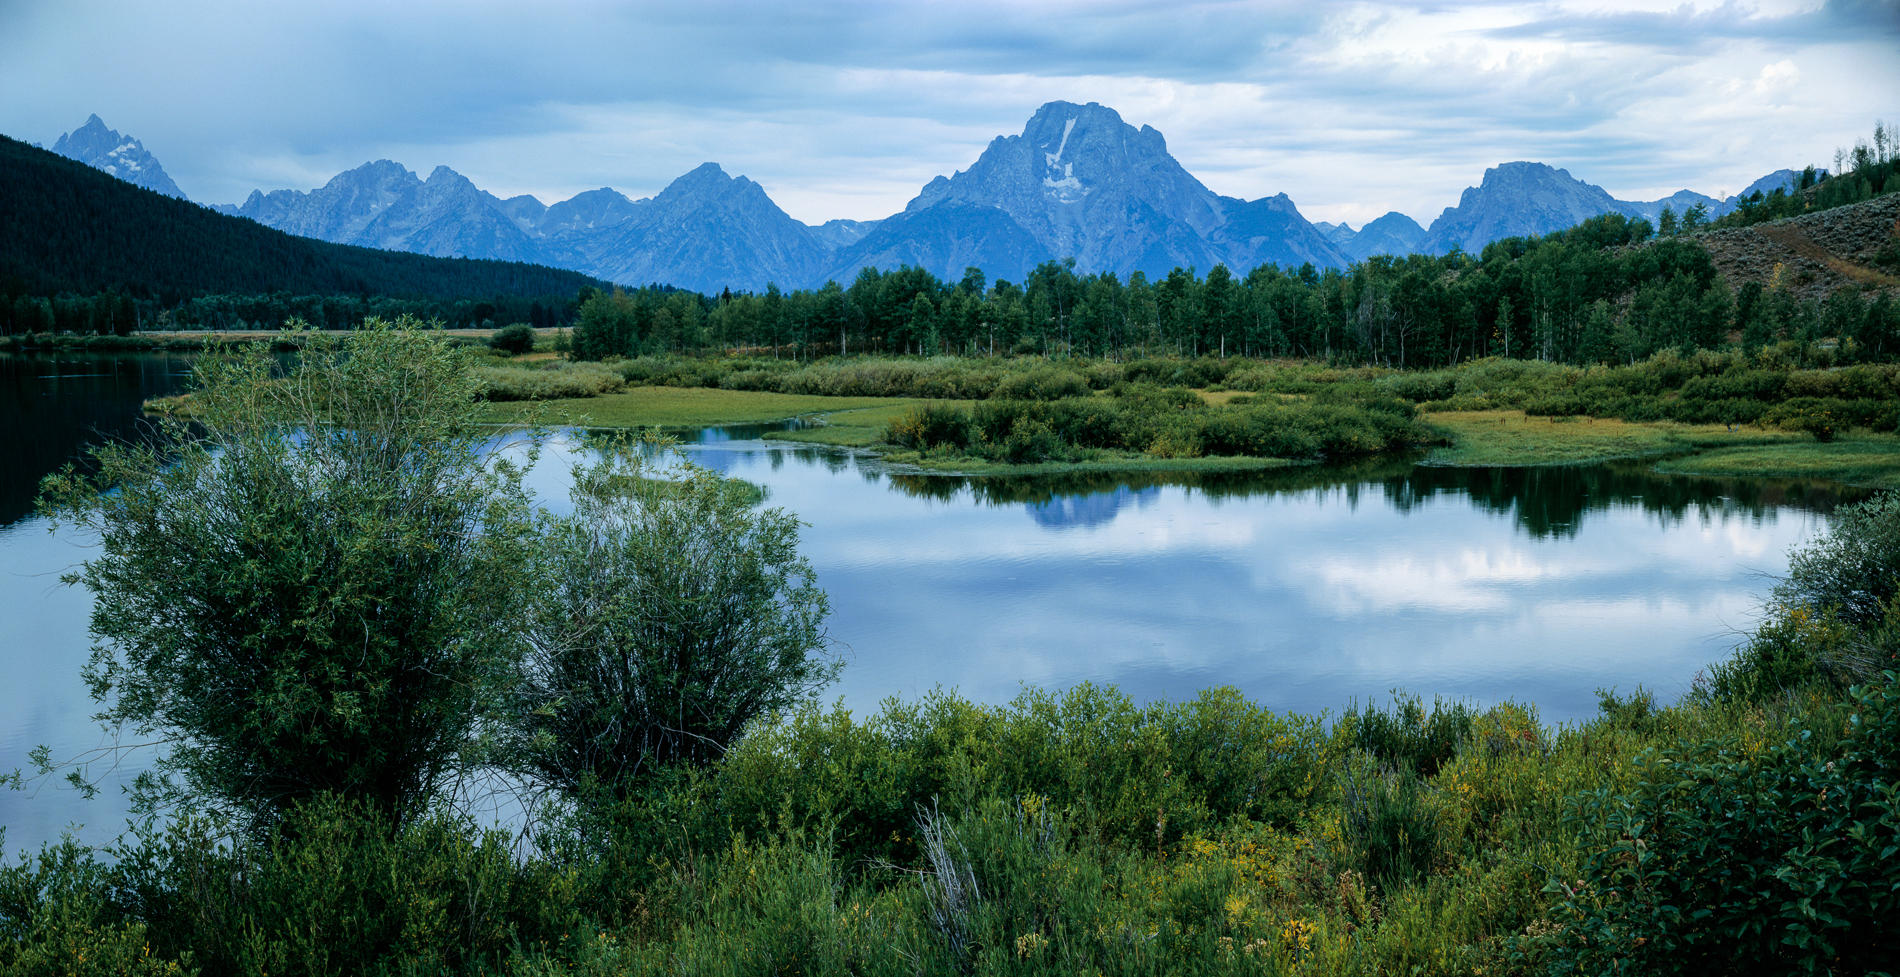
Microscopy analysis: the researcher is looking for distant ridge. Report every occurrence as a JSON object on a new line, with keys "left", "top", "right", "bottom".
{"left": 0, "top": 135, "right": 607, "bottom": 302}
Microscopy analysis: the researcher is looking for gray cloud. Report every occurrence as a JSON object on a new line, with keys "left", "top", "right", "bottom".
{"left": 2, "top": 0, "right": 1894, "bottom": 226}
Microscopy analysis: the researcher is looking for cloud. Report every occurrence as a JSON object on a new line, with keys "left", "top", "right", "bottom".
{"left": 1, "top": 0, "right": 1895, "bottom": 225}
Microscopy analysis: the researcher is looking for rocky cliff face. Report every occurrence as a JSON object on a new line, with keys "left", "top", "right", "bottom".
{"left": 51, "top": 115, "right": 186, "bottom": 199}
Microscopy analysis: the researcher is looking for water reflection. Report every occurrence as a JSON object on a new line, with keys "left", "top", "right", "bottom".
{"left": 870, "top": 455, "right": 1861, "bottom": 540}
{"left": 0, "top": 352, "right": 195, "bottom": 525}
{"left": 0, "top": 355, "right": 1871, "bottom": 854}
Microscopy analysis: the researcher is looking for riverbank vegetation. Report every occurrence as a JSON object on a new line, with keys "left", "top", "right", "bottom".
{"left": 6, "top": 324, "right": 1899, "bottom": 976}
{"left": 466, "top": 345, "right": 1900, "bottom": 483}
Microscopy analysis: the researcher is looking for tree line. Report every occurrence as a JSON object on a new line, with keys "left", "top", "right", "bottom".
{"left": 568, "top": 210, "right": 1898, "bottom": 368}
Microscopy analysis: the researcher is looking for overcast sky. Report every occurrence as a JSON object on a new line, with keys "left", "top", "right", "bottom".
{"left": 3, "top": 0, "right": 1896, "bottom": 227}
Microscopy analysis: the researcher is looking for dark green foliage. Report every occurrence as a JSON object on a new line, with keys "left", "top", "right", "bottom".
{"left": 712, "top": 685, "right": 1333, "bottom": 868}
{"left": 886, "top": 388, "right": 1433, "bottom": 464}
{"left": 1343, "top": 694, "right": 1478, "bottom": 777}
{"left": 1701, "top": 492, "right": 1900, "bottom": 703}
{"left": 35, "top": 325, "right": 541, "bottom": 829}
{"left": 1550, "top": 675, "right": 1900, "bottom": 975}
{"left": 0, "top": 136, "right": 601, "bottom": 335}
{"left": 887, "top": 401, "right": 974, "bottom": 451}
{"left": 0, "top": 836, "right": 195, "bottom": 975}
{"left": 488, "top": 322, "right": 537, "bottom": 354}
{"left": 1592, "top": 687, "right": 1661, "bottom": 736}
{"left": 15, "top": 797, "right": 572, "bottom": 977}
{"left": 1779, "top": 490, "right": 1900, "bottom": 625}
{"left": 513, "top": 451, "right": 834, "bottom": 796}
{"left": 1338, "top": 765, "right": 1444, "bottom": 891}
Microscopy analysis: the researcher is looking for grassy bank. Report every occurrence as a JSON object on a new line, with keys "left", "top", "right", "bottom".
{"left": 1426, "top": 410, "right": 1900, "bottom": 487}
{"left": 1425, "top": 410, "right": 1798, "bottom": 465}
{"left": 142, "top": 345, "right": 1900, "bottom": 482}
{"left": 1654, "top": 437, "right": 1900, "bottom": 486}
{"left": 474, "top": 387, "right": 921, "bottom": 429}
{"left": 762, "top": 401, "right": 970, "bottom": 448}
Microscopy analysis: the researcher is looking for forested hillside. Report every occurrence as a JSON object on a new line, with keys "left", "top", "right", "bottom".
{"left": 0, "top": 136, "right": 607, "bottom": 333}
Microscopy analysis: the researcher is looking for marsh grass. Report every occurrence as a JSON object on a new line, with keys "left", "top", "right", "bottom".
{"left": 1425, "top": 410, "right": 1800, "bottom": 466}
{"left": 1654, "top": 436, "right": 1900, "bottom": 488}
{"left": 474, "top": 387, "right": 914, "bottom": 429}
{"left": 763, "top": 401, "right": 977, "bottom": 448}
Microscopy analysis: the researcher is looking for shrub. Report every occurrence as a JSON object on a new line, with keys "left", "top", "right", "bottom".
{"left": 1549, "top": 675, "right": 1900, "bottom": 975}
{"left": 887, "top": 402, "right": 973, "bottom": 451}
{"left": 487, "top": 322, "right": 537, "bottom": 355}
{"left": 35, "top": 321, "right": 541, "bottom": 829}
{"left": 0, "top": 838, "right": 195, "bottom": 976}
{"left": 112, "top": 797, "right": 566, "bottom": 977}
{"left": 1777, "top": 490, "right": 1900, "bottom": 626}
{"left": 1342, "top": 694, "right": 1477, "bottom": 777}
{"left": 513, "top": 449, "right": 834, "bottom": 796}
{"left": 476, "top": 360, "right": 625, "bottom": 400}
{"left": 1336, "top": 764, "right": 1447, "bottom": 891}
{"left": 990, "top": 365, "right": 1091, "bottom": 401}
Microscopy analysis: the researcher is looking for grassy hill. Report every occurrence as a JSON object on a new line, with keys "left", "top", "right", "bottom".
{"left": 1700, "top": 191, "right": 1900, "bottom": 300}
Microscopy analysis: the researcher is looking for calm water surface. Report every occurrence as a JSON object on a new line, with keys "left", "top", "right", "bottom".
{"left": 0, "top": 352, "right": 1865, "bottom": 851}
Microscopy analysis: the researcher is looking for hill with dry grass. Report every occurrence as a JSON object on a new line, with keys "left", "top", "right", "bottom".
{"left": 1699, "top": 192, "right": 1900, "bottom": 301}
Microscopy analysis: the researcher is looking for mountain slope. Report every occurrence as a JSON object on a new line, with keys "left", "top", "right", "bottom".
{"left": 1335, "top": 211, "right": 1428, "bottom": 262}
{"left": 0, "top": 136, "right": 604, "bottom": 301}
{"left": 823, "top": 201, "right": 1049, "bottom": 285}
{"left": 590, "top": 163, "right": 826, "bottom": 292}
{"left": 835, "top": 100, "right": 1346, "bottom": 282}
{"left": 1424, "top": 162, "right": 1634, "bottom": 253}
{"left": 50, "top": 114, "right": 186, "bottom": 199}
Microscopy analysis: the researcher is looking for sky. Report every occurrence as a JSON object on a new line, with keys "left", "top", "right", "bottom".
{"left": 2, "top": 0, "right": 1897, "bottom": 228}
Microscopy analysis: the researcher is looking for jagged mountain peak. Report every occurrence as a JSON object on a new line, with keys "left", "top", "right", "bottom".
{"left": 542, "top": 186, "right": 643, "bottom": 230}
{"left": 879, "top": 99, "right": 1250, "bottom": 279}
{"left": 325, "top": 159, "right": 421, "bottom": 189}
{"left": 669, "top": 161, "right": 738, "bottom": 190}
{"left": 425, "top": 164, "right": 474, "bottom": 186}
{"left": 654, "top": 163, "right": 782, "bottom": 210}
{"left": 1337, "top": 211, "right": 1428, "bottom": 261}
{"left": 50, "top": 114, "right": 186, "bottom": 199}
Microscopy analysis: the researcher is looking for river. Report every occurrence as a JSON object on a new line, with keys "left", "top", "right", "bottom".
{"left": 0, "top": 351, "right": 1861, "bottom": 852}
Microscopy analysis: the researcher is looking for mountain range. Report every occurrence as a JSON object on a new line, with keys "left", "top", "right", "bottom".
{"left": 47, "top": 107, "right": 1818, "bottom": 292}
